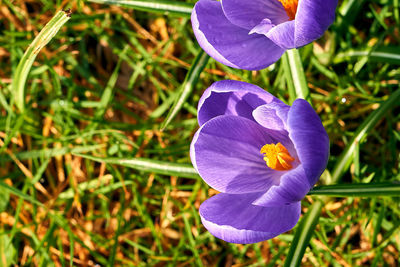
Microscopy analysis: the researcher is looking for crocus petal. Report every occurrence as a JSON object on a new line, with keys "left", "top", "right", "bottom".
{"left": 266, "top": 20, "right": 296, "bottom": 49}
{"left": 252, "top": 101, "right": 290, "bottom": 131}
{"left": 252, "top": 165, "right": 310, "bottom": 206}
{"left": 249, "top": 19, "right": 275, "bottom": 36}
{"left": 287, "top": 99, "right": 329, "bottom": 186}
{"left": 190, "top": 129, "right": 201, "bottom": 172}
{"left": 294, "top": 0, "right": 338, "bottom": 47}
{"left": 191, "top": 115, "right": 287, "bottom": 193}
{"left": 200, "top": 193, "right": 301, "bottom": 244}
{"left": 198, "top": 80, "right": 275, "bottom": 126}
{"left": 221, "top": 0, "right": 288, "bottom": 30}
{"left": 191, "top": 0, "right": 285, "bottom": 70}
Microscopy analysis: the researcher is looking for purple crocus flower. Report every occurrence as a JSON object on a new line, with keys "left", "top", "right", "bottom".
{"left": 190, "top": 80, "right": 329, "bottom": 244}
{"left": 191, "top": 0, "right": 338, "bottom": 70}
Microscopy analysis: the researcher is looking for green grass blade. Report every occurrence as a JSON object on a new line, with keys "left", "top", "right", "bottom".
{"left": 308, "top": 183, "right": 400, "bottom": 197}
{"left": 88, "top": 0, "right": 194, "bottom": 17}
{"left": 0, "top": 144, "right": 104, "bottom": 163}
{"left": 331, "top": 89, "right": 400, "bottom": 183}
{"left": 334, "top": 48, "right": 400, "bottom": 65}
{"left": 12, "top": 10, "right": 71, "bottom": 112}
{"left": 285, "top": 49, "right": 311, "bottom": 103}
{"left": 75, "top": 153, "right": 200, "bottom": 179}
{"left": 337, "top": 0, "right": 367, "bottom": 33}
{"left": 284, "top": 200, "right": 323, "bottom": 267}
{"left": 161, "top": 50, "right": 209, "bottom": 130}
{"left": 0, "top": 114, "right": 25, "bottom": 154}
{"left": 0, "top": 181, "right": 44, "bottom": 207}
{"left": 86, "top": 47, "right": 126, "bottom": 130}
{"left": 284, "top": 89, "right": 400, "bottom": 267}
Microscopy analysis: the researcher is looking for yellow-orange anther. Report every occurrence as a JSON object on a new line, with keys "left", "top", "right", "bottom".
{"left": 260, "top": 142, "right": 295, "bottom": 171}
{"left": 277, "top": 0, "right": 298, "bottom": 20}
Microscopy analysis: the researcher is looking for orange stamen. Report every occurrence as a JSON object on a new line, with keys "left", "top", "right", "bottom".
{"left": 277, "top": 0, "right": 299, "bottom": 20}
{"left": 260, "top": 142, "right": 295, "bottom": 171}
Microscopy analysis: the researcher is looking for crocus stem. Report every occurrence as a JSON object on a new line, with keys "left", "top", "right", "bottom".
{"left": 281, "top": 52, "right": 296, "bottom": 104}
{"left": 285, "top": 49, "right": 311, "bottom": 104}
{"left": 12, "top": 10, "right": 71, "bottom": 112}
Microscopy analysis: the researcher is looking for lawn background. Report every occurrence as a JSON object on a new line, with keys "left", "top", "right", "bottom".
{"left": 0, "top": 0, "right": 399, "bottom": 266}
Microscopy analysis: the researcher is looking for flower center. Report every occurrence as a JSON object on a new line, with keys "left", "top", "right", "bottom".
{"left": 260, "top": 142, "right": 295, "bottom": 171}
{"left": 277, "top": 0, "right": 298, "bottom": 20}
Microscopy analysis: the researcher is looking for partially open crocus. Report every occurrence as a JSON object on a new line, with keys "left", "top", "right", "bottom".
{"left": 190, "top": 80, "right": 329, "bottom": 244}
{"left": 191, "top": 0, "right": 338, "bottom": 70}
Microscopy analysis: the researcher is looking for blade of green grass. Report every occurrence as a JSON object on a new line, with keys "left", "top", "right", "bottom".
{"left": 331, "top": 89, "right": 400, "bottom": 183}
{"left": 308, "top": 183, "right": 400, "bottom": 197}
{"left": 0, "top": 114, "right": 25, "bottom": 154}
{"left": 9, "top": 159, "right": 51, "bottom": 243}
{"left": 182, "top": 213, "right": 203, "bottom": 266}
{"left": 334, "top": 48, "right": 400, "bottom": 65}
{"left": 161, "top": 50, "right": 209, "bottom": 130}
{"left": 0, "top": 144, "right": 104, "bottom": 163}
{"left": 0, "top": 181, "right": 44, "bottom": 207}
{"left": 88, "top": 0, "right": 194, "bottom": 17}
{"left": 284, "top": 200, "right": 323, "bottom": 267}
{"left": 284, "top": 88, "right": 400, "bottom": 267}
{"left": 337, "top": 0, "right": 367, "bottom": 33}
{"left": 86, "top": 46, "right": 127, "bottom": 131}
{"left": 12, "top": 10, "right": 71, "bottom": 112}
{"left": 75, "top": 153, "right": 200, "bottom": 179}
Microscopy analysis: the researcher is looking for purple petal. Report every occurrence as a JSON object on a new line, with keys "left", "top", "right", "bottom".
{"left": 287, "top": 99, "right": 329, "bottom": 186}
{"left": 191, "top": 115, "right": 288, "bottom": 193}
{"left": 294, "top": 0, "right": 338, "bottom": 47}
{"left": 266, "top": 20, "right": 296, "bottom": 49}
{"left": 252, "top": 165, "right": 310, "bottom": 206}
{"left": 190, "top": 129, "right": 201, "bottom": 172}
{"left": 191, "top": 0, "right": 285, "bottom": 70}
{"left": 200, "top": 193, "right": 301, "bottom": 244}
{"left": 252, "top": 101, "right": 290, "bottom": 131}
{"left": 221, "top": 0, "right": 288, "bottom": 30}
{"left": 198, "top": 80, "right": 276, "bottom": 126}
{"left": 249, "top": 19, "right": 275, "bottom": 36}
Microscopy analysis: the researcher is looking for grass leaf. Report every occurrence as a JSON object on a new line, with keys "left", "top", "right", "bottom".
{"left": 88, "top": 0, "right": 193, "bottom": 17}
{"left": 12, "top": 10, "right": 71, "bottom": 112}
{"left": 309, "top": 182, "right": 400, "bottom": 197}
{"left": 75, "top": 153, "right": 200, "bottom": 179}
{"left": 161, "top": 50, "right": 209, "bottom": 130}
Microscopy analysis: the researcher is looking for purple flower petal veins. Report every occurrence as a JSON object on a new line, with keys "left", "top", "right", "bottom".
{"left": 190, "top": 80, "right": 329, "bottom": 243}
{"left": 191, "top": 0, "right": 285, "bottom": 70}
{"left": 199, "top": 193, "right": 301, "bottom": 244}
{"left": 191, "top": 0, "right": 338, "bottom": 70}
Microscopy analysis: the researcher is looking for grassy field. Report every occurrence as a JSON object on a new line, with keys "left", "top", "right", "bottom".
{"left": 0, "top": 0, "right": 399, "bottom": 266}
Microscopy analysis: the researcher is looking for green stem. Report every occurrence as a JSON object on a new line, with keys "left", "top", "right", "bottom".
{"left": 285, "top": 49, "right": 311, "bottom": 103}
{"left": 281, "top": 52, "right": 296, "bottom": 104}
{"left": 12, "top": 10, "right": 71, "bottom": 112}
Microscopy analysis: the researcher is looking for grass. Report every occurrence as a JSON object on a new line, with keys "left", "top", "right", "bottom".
{"left": 0, "top": 0, "right": 399, "bottom": 266}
